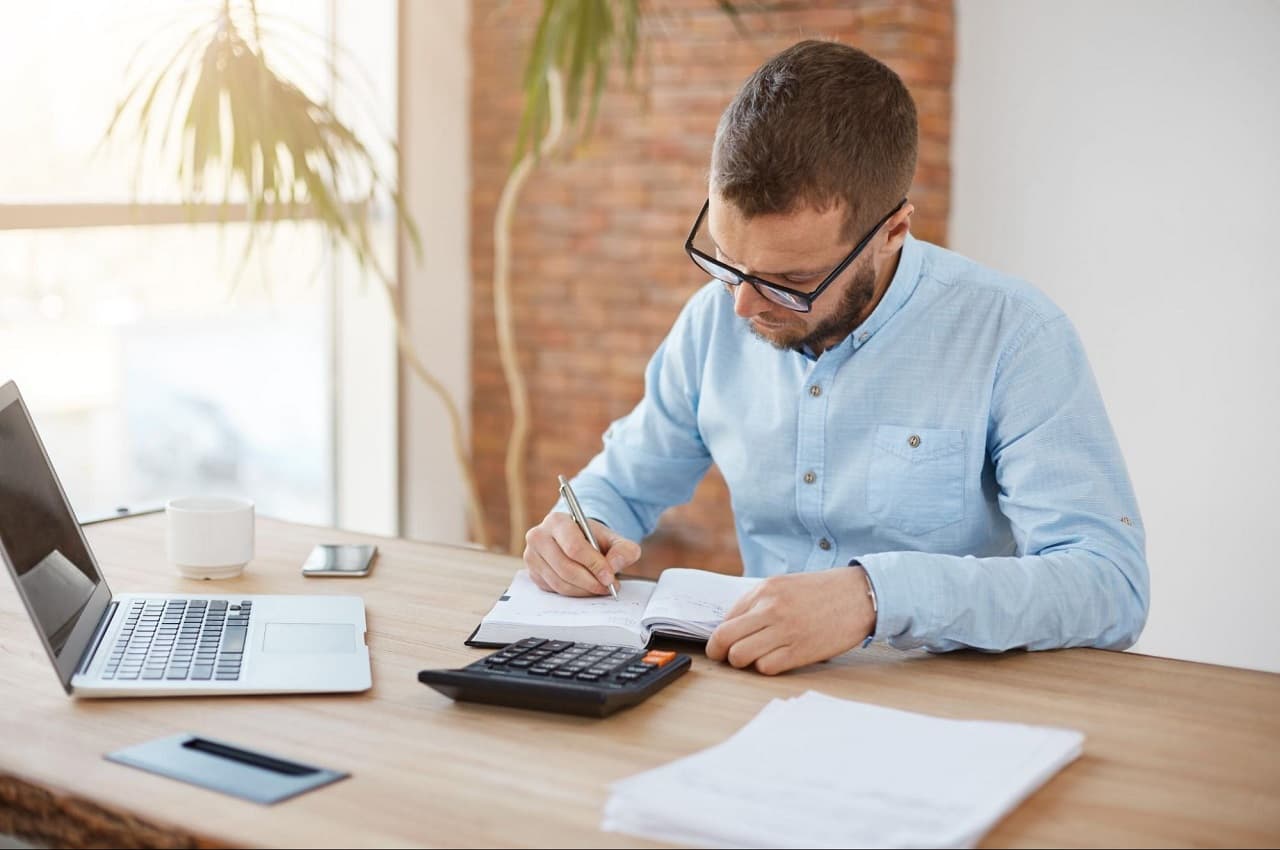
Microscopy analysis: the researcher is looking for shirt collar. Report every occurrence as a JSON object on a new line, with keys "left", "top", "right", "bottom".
{"left": 798, "top": 233, "right": 925, "bottom": 361}
{"left": 847, "top": 232, "right": 923, "bottom": 351}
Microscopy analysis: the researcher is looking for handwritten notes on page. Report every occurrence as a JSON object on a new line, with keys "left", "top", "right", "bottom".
{"left": 641, "top": 568, "right": 761, "bottom": 639}
{"left": 472, "top": 568, "right": 760, "bottom": 647}
{"left": 472, "top": 570, "right": 659, "bottom": 647}
{"left": 497, "top": 570, "right": 655, "bottom": 630}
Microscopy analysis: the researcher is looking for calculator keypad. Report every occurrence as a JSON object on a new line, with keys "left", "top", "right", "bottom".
{"left": 482, "top": 638, "right": 653, "bottom": 686}
{"left": 418, "top": 637, "right": 693, "bottom": 717}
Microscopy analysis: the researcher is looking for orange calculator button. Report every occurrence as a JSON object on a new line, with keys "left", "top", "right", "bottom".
{"left": 642, "top": 650, "right": 677, "bottom": 667}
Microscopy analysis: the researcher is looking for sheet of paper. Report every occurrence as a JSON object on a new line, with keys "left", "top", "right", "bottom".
{"left": 603, "top": 690, "right": 1084, "bottom": 849}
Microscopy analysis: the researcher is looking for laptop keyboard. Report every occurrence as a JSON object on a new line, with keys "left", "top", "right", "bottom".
{"left": 101, "top": 598, "right": 252, "bottom": 682}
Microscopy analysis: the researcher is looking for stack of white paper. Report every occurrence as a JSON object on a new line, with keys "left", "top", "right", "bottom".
{"left": 602, "top": 691, "right": 1083, "bottom": 849}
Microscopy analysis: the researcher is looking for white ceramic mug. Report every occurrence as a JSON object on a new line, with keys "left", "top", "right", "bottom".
{"left": 166, "top": 496, "right": 255, "bottom": 579}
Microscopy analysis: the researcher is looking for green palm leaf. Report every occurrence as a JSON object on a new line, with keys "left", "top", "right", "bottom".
{"left": 515, "top": 0, "right": 744, "bottom": 166}
{"left": 102, "top": 0, "right": 417, "bottom": 274}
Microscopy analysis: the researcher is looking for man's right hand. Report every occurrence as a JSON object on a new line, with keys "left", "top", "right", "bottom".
{"left": 523, "top": 512, "right": 642, "bottom": 597}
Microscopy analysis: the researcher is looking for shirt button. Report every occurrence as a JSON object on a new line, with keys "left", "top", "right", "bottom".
{"left": 818, "top": 538, "right": 831, "bottom": 551}
{"left": 908, "top": 434, "right": 921, "bottom": 448}
{"left": 858, "top": 331, "right": 870, "bottom": 342}
{"left": 809, "top": 385, "right": 822, "bottom": 398}
{"left": 803, "top": 471, "right": 817, "bottom": 484}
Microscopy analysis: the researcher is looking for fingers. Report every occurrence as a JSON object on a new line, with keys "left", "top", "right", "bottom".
{"left": 705, "top": 607, "right": 769, "bottom": 661}
{"left": 709, "top": 571, "right": 862, "bottom": 675}
{"left": 527, "top": 561, "right": 552, "bottom": 592}
{"left": 722, "top": 581, "right": 763, "bottom": 621}
{"left": 594, "top": 523, "right": 642, "bottom": 574}
{"left": 718, "top": 623, "right": 790, "bottom": 673}
{"left": 523, "top": 514, "right": 608, "bottom": 596}
{"left": 543, "top": 535, "right": 608, "bottom": 595}
{"left": 525, "top": 547, "right": 598, "bottom": 597}
{"left": 750, "top": 644, "right": 795, "bottom": 677}
{"left": 519, "top": 513, "right": 639, "bottom": 598}
{"left": 552, "top": 519, "right": 620, "bottom": 590}
{"left": 706, "top": 578, "right": 796, "bottom": 674}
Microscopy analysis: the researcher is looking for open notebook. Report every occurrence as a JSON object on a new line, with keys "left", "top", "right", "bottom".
{"left": 466, "top": 568, "right": 761, "bottom": 649}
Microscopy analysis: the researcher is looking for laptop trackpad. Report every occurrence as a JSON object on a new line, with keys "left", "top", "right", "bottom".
{"left": 262, "top": 623, "right": 355, "bottom": 654}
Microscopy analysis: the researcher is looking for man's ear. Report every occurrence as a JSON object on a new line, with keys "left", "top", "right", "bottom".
{"left": 880, "top": 202, "right": 914, "bottom": 255}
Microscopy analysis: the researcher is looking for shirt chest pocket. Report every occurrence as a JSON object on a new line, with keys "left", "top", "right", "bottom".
{"left": 866, "top": 425, "right": 966, "bottom": 535}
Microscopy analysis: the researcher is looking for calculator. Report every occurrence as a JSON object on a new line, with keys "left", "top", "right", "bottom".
{"left": 417, "top": 638, "right": 692, "bottom": 717}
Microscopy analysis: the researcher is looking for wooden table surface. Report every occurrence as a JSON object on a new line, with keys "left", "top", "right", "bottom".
{"left": 1, "top": 514, "right": 1278, "bottom": 848}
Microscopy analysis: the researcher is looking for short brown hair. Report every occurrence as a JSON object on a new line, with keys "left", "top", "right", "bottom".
{"left": 711, "top": 40, "right": 918, "bottom": 238}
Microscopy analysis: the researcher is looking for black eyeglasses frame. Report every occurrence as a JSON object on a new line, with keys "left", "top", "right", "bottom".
{"left": 684, "top": 197, "right": 908, "bottom": 313}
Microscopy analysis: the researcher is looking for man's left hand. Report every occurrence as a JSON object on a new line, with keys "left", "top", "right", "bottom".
{"left": 705, "top": 567, "right": 876, "bottom": 675}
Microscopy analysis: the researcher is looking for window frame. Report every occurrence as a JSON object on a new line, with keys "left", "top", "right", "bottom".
{"left": 0, "top": 0, "right": 402, "bottom": 535}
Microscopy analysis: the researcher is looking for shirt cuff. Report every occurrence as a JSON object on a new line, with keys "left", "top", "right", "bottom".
{"left": 854, "top": 552, "right": 932, "bottom": 646}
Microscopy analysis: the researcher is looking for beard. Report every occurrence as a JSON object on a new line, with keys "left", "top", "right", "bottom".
{"left": 747, "top": 259, "right": 879, "bottom": 354}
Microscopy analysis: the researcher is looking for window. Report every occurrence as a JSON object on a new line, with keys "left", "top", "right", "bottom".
{"left": 0, "top": 1, "right": 398, "bottom": 532}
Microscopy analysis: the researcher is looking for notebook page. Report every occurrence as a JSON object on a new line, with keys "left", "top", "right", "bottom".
{"left": 482, "top": 569, "right": 656, "bottom": 637}
{"left": 640, "top": 568, "right": 761, "bottom": 639}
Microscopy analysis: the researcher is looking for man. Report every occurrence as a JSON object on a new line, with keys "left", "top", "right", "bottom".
{"left": 522, "top": 40, "right": 1148, "bottom": 675}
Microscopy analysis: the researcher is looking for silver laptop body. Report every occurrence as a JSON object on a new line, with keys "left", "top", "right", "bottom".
{"left": 0, "top": 380, "right": 371, "bottom": 697}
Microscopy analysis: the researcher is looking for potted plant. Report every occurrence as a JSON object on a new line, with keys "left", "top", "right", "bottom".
{"left": 105, "top": 0, "right": 739, "bottom": 550}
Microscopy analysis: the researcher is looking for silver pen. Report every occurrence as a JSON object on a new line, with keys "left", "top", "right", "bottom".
{"left": 558, "top": 474, "right": 619, "bottom": 600}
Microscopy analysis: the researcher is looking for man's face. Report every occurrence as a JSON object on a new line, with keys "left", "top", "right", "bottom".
{"left": 704, "top": 195, "right": 883, "bottom": 353}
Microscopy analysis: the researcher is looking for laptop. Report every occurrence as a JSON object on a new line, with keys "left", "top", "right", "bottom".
{"left": 0, "top": 380, "right": 372, "bottom": 697}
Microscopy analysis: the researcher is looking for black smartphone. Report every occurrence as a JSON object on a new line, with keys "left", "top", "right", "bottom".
{"left": 301, "top": 543, "right": 378, "bottom": 577}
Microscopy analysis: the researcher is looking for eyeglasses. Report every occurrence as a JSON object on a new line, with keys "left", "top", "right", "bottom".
{"left": 684, "top": 197, "right": 907, "bottom": 313}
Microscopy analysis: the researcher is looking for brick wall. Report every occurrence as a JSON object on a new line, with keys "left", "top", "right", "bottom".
{"left": 470, "top": 0, "right": 954, "bottom": 575}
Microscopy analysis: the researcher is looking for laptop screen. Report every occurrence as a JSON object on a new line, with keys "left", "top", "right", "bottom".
{"left": 0, "top": 391, "right": 103, "bottom": 657}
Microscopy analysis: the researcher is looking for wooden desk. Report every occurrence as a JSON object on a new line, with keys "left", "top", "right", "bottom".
{"left": 1, "top": 514, "right": 1278, "bottom": 848}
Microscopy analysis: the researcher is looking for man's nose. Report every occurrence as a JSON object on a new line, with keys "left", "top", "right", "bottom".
{"left": 732, "top": 281, "right": 771, "bottom": 318}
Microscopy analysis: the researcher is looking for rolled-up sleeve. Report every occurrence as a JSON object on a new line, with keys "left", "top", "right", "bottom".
{"left": 554, "top": 294, "right": 715, "bottom": 542}
{"left": 859, "top": 315, "right": 1149, "bottom": 652}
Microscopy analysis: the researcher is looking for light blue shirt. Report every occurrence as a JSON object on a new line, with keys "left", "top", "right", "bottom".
{"left": 565, "top": 234, "right": 1148, "bottom": 653}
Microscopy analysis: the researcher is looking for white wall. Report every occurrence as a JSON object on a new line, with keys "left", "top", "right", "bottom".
{"left": 952, "top": 1, "right": 1280, "bottom": 672}
{"left": 399, "top": 0, "right": 472, "bottom": 543}
{"left": 334, "top": 1, "right": 399, "bottom": 537}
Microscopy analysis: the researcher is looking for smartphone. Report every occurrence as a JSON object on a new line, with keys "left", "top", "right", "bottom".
{"left": 301, "top": 543, "right": 378, "bottom": 577}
